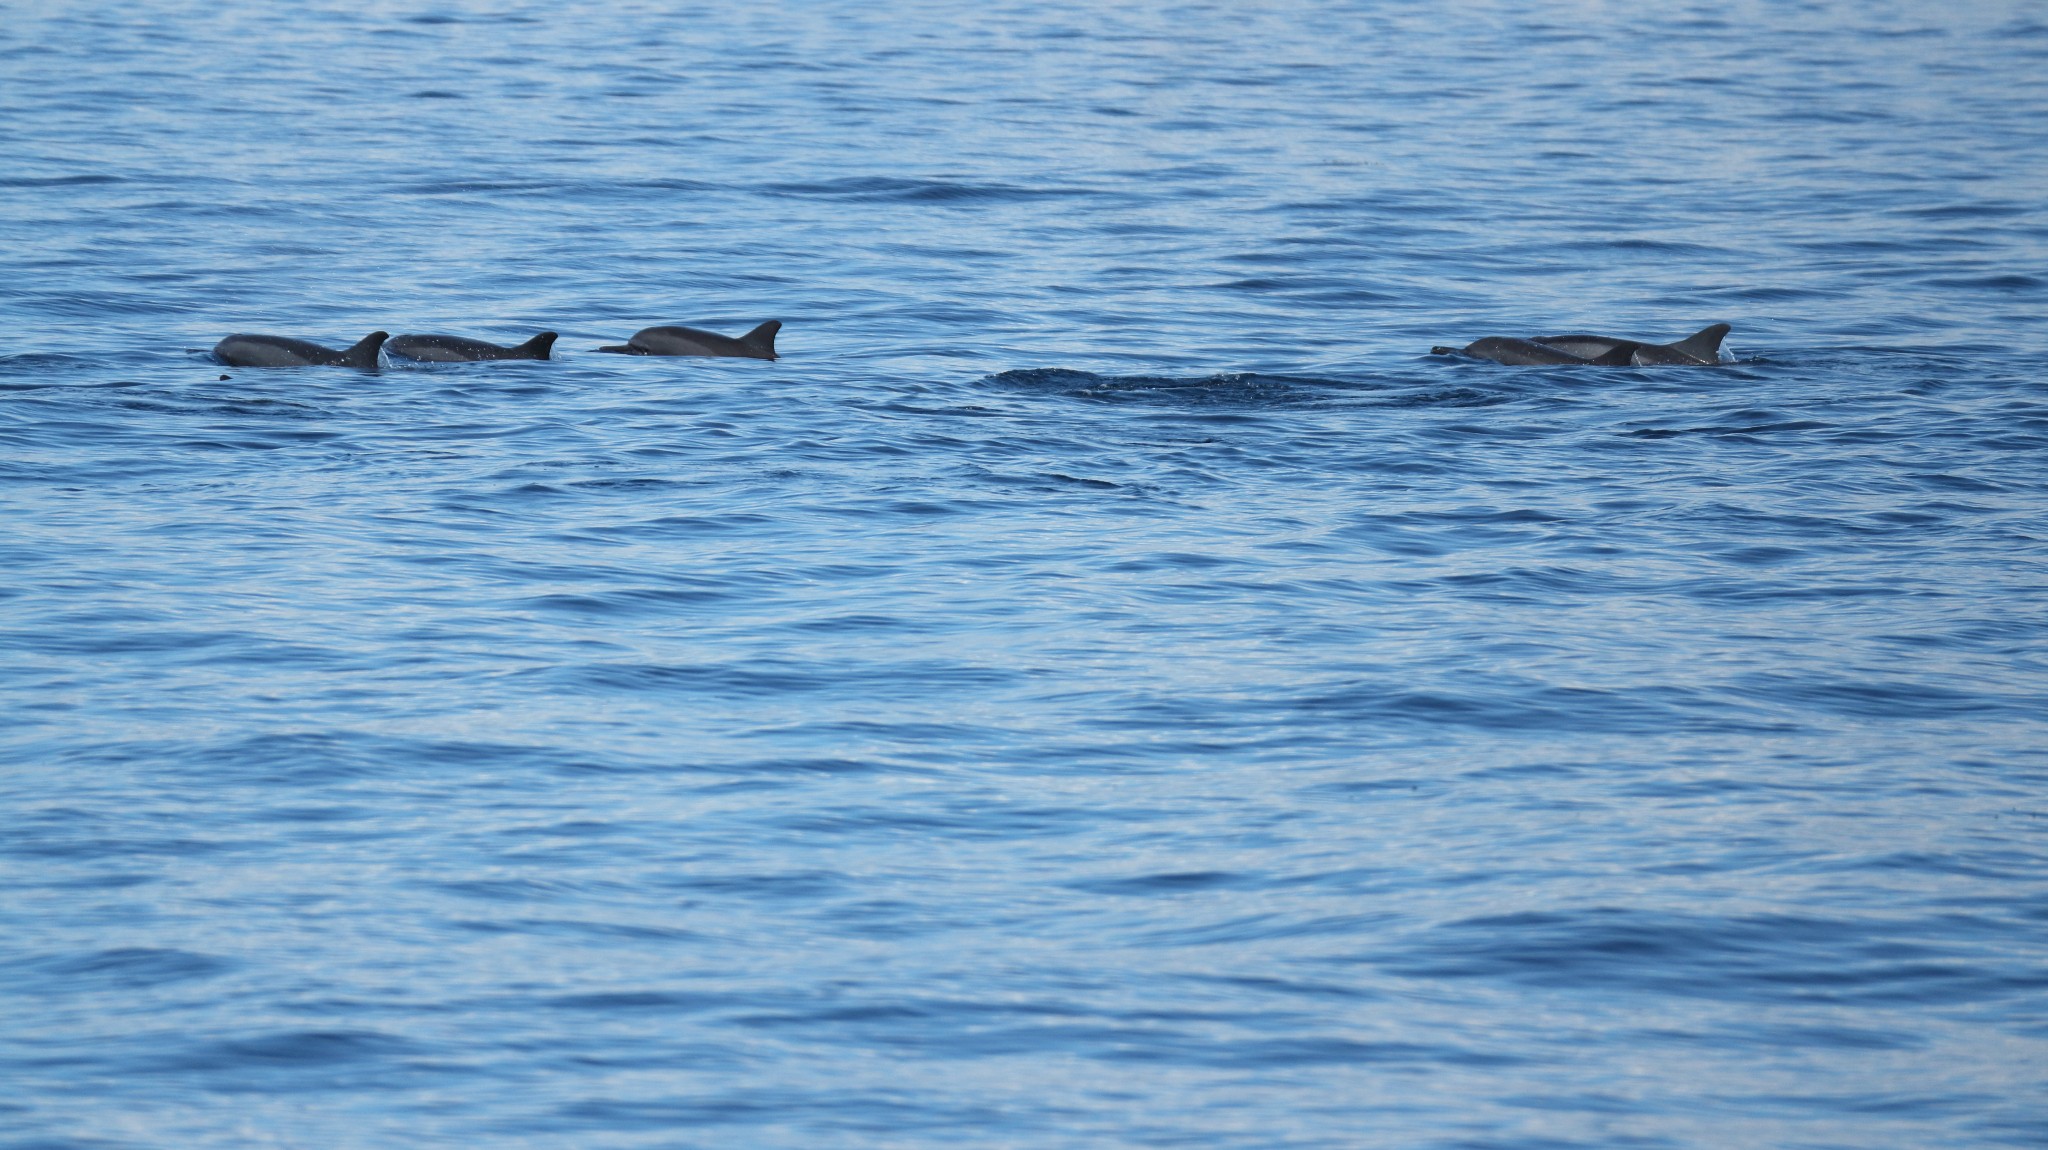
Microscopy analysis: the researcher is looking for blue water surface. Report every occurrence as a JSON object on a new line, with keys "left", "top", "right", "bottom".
{"left": 4, "top": 1, "right": 2048, "bottom": 1147}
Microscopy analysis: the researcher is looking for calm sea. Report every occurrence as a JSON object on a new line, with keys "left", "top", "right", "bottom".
{"left": 4, "top": 2, "right": 2046, "bottom": 1146}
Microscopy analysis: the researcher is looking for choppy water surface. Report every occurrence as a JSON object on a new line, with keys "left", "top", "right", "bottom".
{"left": 5, "top": 2, "right": 2048, "bottom": 1146}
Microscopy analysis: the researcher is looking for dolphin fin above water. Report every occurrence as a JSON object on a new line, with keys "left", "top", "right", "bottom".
{"left": 1626, "top": 323, "right": 1730, "bottom": 366}
{"left": 596, "top": 319, "right": 780, "bottom": 360}
{"left": 213, "top": 331, "right": 388, "bottom": 368}
{"left": 386, "top": 331, "right": 558, "bottom": 362}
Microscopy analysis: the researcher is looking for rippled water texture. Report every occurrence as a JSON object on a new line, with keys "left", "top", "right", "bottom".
{"left": 5, "top": 2, "right": 2048, "bottom": 1146}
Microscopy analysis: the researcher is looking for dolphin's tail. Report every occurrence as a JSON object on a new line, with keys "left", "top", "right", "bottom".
{"left": 341, "top": 331, "right": 389, "bottom": 369}
{"left": 742, "top": 319, "right": 781, "bottom": 360}
{"left": 1669, "top": 323, "right": 1731, "bottom": 364}
{"left": 515, "top": 332, "right": 558, "bottom": 360}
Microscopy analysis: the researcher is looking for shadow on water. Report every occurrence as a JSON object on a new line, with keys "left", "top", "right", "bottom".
{"left": 979, "top": 366, "right": 1541, "bottom": 411}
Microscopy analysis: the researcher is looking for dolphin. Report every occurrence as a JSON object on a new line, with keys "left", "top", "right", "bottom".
{"left": 595, "top": 320, "right": 780, "bottom": 360}
{"left": 1434, "top": 323, "right": 1730, "bottom": 367}
{"left": 1437, "top": 336, "right": 1616, "bottom": 366}
{"left": 213, "top": 332, "right": 388, "bottom": 368}
{"left": 386, "top": 332, "right": 557, "bottom": 362}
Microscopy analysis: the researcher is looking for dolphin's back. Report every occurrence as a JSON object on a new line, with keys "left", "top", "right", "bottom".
{"left": 1438, "top": 323, "right": 1732, "bottom": 368}
{"left": 214, "top": 335, "right": 330, "bottom": 367}
{"left": 1536, "top": 335, "right": 1641, "bottom": 364}
{"left": 214, "top": 332, "right": 386, "bottom": 368}
{"left": 386, "top": 335, "right": 479, "bottom": 362}
{"left": 629, "top": 327, "right": 725, "bottom": 356}
{"left": 1460, "top": 337, "right": 1595, "bottom": 366}
{"left": 613, "top": 320, "right": 780, "bottom": 360}
{"left": 387, "top": 332, "right": 557, "bottom": 362}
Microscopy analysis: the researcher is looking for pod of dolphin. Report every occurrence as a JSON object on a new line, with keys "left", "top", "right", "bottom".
{"left": 211, "top": 318, "right": 1733, "bottom": 370}
{"left": 212, "top": 321, "right": 782, "bottom": 368}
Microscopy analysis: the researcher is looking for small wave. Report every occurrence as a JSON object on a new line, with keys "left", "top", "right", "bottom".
{"left": 1625, "top": 420, "right": 1833, "bottom": 439}
{"left": 1893, "top": 202, "right": 2029, "bottom": 220}
{"left": 179, "top": 1029, "right": 417, "bottom": 1069}
{"left": 0, "top": 352, "right": 113, "bottom": 382}
{"left": 0, "top": 174, "right": 125, "bottom": 188}
{"left": 398, "top": 179, "right": 564, "bottom": 195}
{"left": 1731, "top": 672, "right": 2025, "bottom": 721}
{"left": 3, "top": 947, "right": 234, "bottom": 992}
{"left": 1375, "top": 908, "right": 2048, "bottom": 1006}
{"left": 760, "top": 176, "right": 1100, "bottom": 203}
{"left": 1924, "top": 273, "right": 2045, "bottom": 292}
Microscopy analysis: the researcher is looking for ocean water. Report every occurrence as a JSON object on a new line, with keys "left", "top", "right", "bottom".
{"left": 4, "top": 1, "right": 2047, "bottom": 1146}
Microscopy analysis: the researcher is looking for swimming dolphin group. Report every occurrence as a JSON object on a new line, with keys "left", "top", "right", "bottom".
{"left": 212, "top": 320, "right": 778, "bottom": 368}
{"left": 213, "top": 317, "right": 1731, "bottom": 370}
{"left": 1432, "top": 323, "right": 1730, "bottom": 367}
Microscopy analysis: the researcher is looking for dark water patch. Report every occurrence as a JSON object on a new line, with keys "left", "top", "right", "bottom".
{"left": 982, "top": 367, "right": 1358, "bottom": 407}
{"left": 1069, "top": 870, "right": 1249, "bottom": 896}
{"left": 1587, "top": 237, "right": 1725, "bottom": 254}
{"left": 1731, "top": 673, "right": 2031, "bottom": 722}
{"left": 1644, "top": 1022, "right": 1926, "bottom": 1052}
{"left": 1893, "top": 203, "right": 2030, "bottom": 220}
{"left": 1, "top": 948, "right": 235, "bottom": 993}
{"left": 659, "top": 869, "right": 848, "bottom": 897}
{"left": 1372, "top": 909, "right": 2048, "bottom": 1005}
{"left": 531, "top": 660, "right": 844, "bottom": 697}
{"left": 398, "top": 179, "right": 566, "bottom": 196}
{"left": 761, "top": 177, "right": 1104, "bottom": 203}
{"left": 1928, "top": 273, "right": 2046, "bottom": 293}
{"left": 429, "top": 877, "right": 588, "bottom": 904}
{"left": 542, "top": 990, "right": 727, "bottom": 1012}
{"left": 0, "top": 175, "right": 127, "bottom": 188}
{"left": 113, "top": 731, "right": 604, "bottom": 786}
{"left": 531, "top": 1091, "right": 995, "bottom": 1134}
{"left": 0, "top": 352, "right": 120, "bottom": 380}
{"left": 1291, "top": 682, "right": 1780, "bottom": 736}
{"left": 1625, "top": 420, "right": 1833, "bottom": 439}
{"left": 154, "top": 1029, "right": 419, "bottom": 1074}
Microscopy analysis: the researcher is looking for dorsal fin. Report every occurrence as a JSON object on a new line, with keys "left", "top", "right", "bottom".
{"left": 1668, "top": 323, "right": 1730, "bottom": 364}
{"left": 742, "top": 320, "right": 780, "bottom": 359}
{"left": 515, "top": 331, "right": 558, "bottom": 360}
{"left": 341, "top": 331, "right": 388, "bottom": 369}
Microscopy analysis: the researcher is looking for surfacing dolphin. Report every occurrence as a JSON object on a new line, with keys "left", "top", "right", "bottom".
{"left": 386, "top": 332, "right": 558, "bottom": 362}
{"left": 596, "top": 320, "right": 780, "bottom": 360}
{"left": 213, "top": 331, "right": 388, "bottom": 369}
{"left": 1433, "top": 323, "right": 1730, "bottom": 367}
